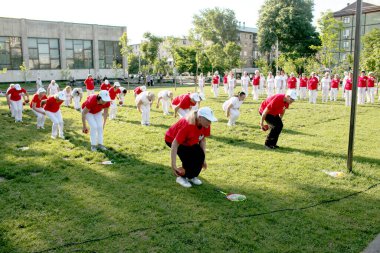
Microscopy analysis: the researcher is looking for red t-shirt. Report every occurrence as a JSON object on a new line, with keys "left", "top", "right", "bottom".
{"left": 84, "top": 78, "right": 95, "bottom": 90}
{"left": 165, "top": 118, "right": 211, "bottom": 146}
{"left": 134, "top": 87, "right": 143, "bottom": 95}
{"left": 367, "top": 77, "right": 375, "bottom": 87}
{"left": 223, "top": 75, "right": 228, "bottom": 84}
{"left": 358, "top": 76, "right": 368, "bottom": 88}
{"left": 43, "top": 96, "right": 63, "bottom": 113}
{"left": 100, "top": 83, "right": 111, "bottom": 90}
{"left": 287, "top": 77, "right": 297, "bottom": 89}
{"left": 259, "top": 94, "right": 289, "bottom": 116}
{"left": 345, "top": 79, "right": 353, "bottom": 90}
{"left": 108, "top": 87, "right": 121, "bottom": 100}
{"left": 7, "top": 87, "right": 27, "bottom": 101}
{"left": 172, "top": 94, "right": 196, "bottom": 110}
{"left": 212, "top": 76, "right": 219, "bottom": 85}
{"left": 300, "top": 77, "right": 308, "bottom": 87}
{"left": 331, "top": 78, "right": 340, "bottom": 89}
{"left": 30, "top": 94, "right": 47, "bottom": 108}
{"left": 252, "top": 75, "right": 260, "bottom": 86}
{"left": 308, "top": 77, "right": 319, "bottom": 90}
{"left": 82, "top": 94, "right": 110, "bottom": 114}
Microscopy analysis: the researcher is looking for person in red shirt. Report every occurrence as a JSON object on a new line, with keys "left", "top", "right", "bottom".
{"left": 6, "top": 84, "right": 29, "bottom": 122}
{"left": 31, "top": 88, "right": 48, "bottom": 129}
{"left": 42, "top": 91, "right": 66, "bottom": 139}
{"left": 108, "top": 82, "right": 121, "bottom": 120}
{"left": 172, "top": 92, "right": 203, "bottom": 118}
{"left": 84, "top": 74, "right": 95, "bottom": 96}
{"left": 211, "top": 71, "right": 220, "bottom": 97}
{"left": 133, "top": 85, "right": 146, "bottom": 97}
{"left": 344, "top": 72, "right": 353, "bottom": 107}
{"left": 330, "top": 74, "right": 340, "bottom": 101}
{"left": 81, "top": 90, "right": 111, "bottom": 151}
{"left": 357, "top": 70, "right": 368, "bottom": 105}
{"left": 252, "top": 70, "right": 260, "bottom": 100}
{"left": 287, "top": 72, "right": 297, "bottom": 94}
{"left": 259, "top": 90, "right": 297, "bottom": 149}
{"left": 100, "top": 79, "right": 111, "bottom": 91}
{"left": 307, "top": 72, "right": 319, "bottom": 104}
{"left": 165, "top": 107, "right": 217, "bottom": 188}
{"left": 223, "top": 73, "right": 228, "bottom": 94}
{"left": 366, "top": 72, "right": 376, "bottom": 104}
{"left": 299, "top": 73, "right": 308, "bottom": 100}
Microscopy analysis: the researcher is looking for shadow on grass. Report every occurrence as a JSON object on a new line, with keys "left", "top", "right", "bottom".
{"left": 211, "top": 135, "right": 264, "bottom": 150}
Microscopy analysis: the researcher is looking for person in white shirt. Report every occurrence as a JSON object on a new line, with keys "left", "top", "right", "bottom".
{"left": 222, "top": 91, "right": 246, "bottom": 126}
{"left": 281, "top": 71, "right": 288, "bottom": 94}
{"left": 241, "top": 71, "right": 250, "bottom": 94}
{"left": 47, "top": 80, "right": 60, "bottom": 96}
{"left": 227, "top": 71, "right": 236, "bottom": 98}
{"left": 274, "top": 71, "right": 283, "bottom": 94}
{"left": 63, "top": 86, "right": 72, "bottom": 107}
{"left": 266, "top": 72, "right": 275, "bottom": 97}
{"left": 71, "top": 88, "right": 83, "bottom": 110}
{"left": 118, "top": 87, "right": 127, "bottom": 106}
{"left": 135, "top": 91, "right": 155, "bottom": 126}
{"left": 321, "top": 72, "right": 331, "bottom": 103}
{"left": 36, "top": 77, "right": 43, "bottom": 90}
{"left": 157, "top": 90, "right": 174, "bottom": 115}
{"left": 259, "top": 73, "right": 265, "bottom": 95}
{"left": 198, "top": 73, "right": 205, "bottom": 94}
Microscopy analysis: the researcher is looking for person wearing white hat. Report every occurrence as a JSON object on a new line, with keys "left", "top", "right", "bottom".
{"left": 31, "top": 88, "right": 47, "bottom": 129}
{"left": 321, "top": 72, "right": 331, "bottom": 103}
{"left": 198, "top": 73, "right": 205, "bottom": 94}
{"left": 108, "top": 82, "right": 121, "bottom": 120}
{"left": 366, "top": 72, "right": 376, "bottom": 104}
{"left": 342, "top": 71, "right": 349, "bottom": 98}
{"left": 259, "top": 90, "right": 297, "bottom": 149}
{"left": 259, "top": 73, "right": 266, "bottom": 95}
{"left": 81, "top": 90, "right": 111, "bottom": 151}
{"left": 211, "top": 71, "right": 220, "bottom": 97}
{"left": 227, "top": 71, "right": 236, "bottom": 98}
{"left": 63, "top": 86, "right": 72, "bottom": 107}
{"left": 135, "top": 91, "right": 155, "bottom": 126}
{"left": 172, "top": 92, "right": 202, "bottom": 118}
{"left": 100, "top": 79, "right": 111, "bottom": 90}
{"left": 6, "top": 84, "right": 15, "bottom": 117}
{"left": 118, "top": 87, "right": 127, "bottom": 106}
{"left": 84, "top": 74, "right": 95, "bottom": 96}
{"left": 241, "top": 71, "right": 250, "bottom": 95}
{"left": 42, "top": 91, "right": 66, "bottom": 139}
{"left": 266, "top": 72, "right": 275, "bottom": 97}
{"left": 47, "top": 80, "right": 60, "bottom": 96}
{"left": 6, "top": 83, "right": 29, "bottom": 122}
{"left": 133, "top": 85, "right": 146, "bottom": 97}
{"left": 165, "top": 107, "right": 217, "bottom": 188}
{"left": 71, "top": 87, "right": 83, "bottom": 110}
{"left": 156, "top": 90, "right": 174, "bottom": 115}
{"left": 223, "top": 91, "right": 246, "bottom": 126}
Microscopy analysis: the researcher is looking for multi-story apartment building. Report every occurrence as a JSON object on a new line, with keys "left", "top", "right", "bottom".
{"left": 237, "top": 22, "right": 258, "bottom": 68}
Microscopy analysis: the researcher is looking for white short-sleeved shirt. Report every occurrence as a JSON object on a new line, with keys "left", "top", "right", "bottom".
{"left": 222, "top": 96, "right": 243, "bottom": 111}
{"left": 158, "top": 90, "right": 171, "bottom": 100}
{"left": 71, "top": 88, "right": 83, "bottom": 97}
{"left": 321, "top": 78, "right": 331, "bottom": 89}
{"left": 135, "top": 91, "right": 150, "bottom": 105}
{"left": 198, "top": 77, "right": 205, "bottom": 86}
{"left": 267, "top": 77, "right": 275, "bottom": 87}
{"left": 48, "top": 83, "right": 59, "bottom": 95}
{"left": 275, "top": 76, "right": 282, "bottom": 87}
{"left": 241, "top": 75, "right": 250, "bottom": 86}
{"left": 228, "top": 77, "right": 235, "bottom": 88}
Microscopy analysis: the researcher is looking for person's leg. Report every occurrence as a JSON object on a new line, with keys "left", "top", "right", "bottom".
{"left": 94, "top": 112, "right": 104, "bottom": 145}
{"left": 178, "top": 108, "right": 188, "bottom": 118}
{"left": 74, "top": 96, "right": 80, "bottom": 109}
{"left": 264, "top": 114, "right": 283, "bottom": 147}
{"left": 162, "top": 99, "right": 169, "bottom": 115}
{"left": 177, "top": 144, "right": 205, "bottom": 179}
{"left": 229, "top": 109, "right": 240, "bottom": 125}
{"left": 45, "top": 111, "right": 59, "bottom": 138}
{"left": 86, "top": 113, "right": 98, "bottom": 146}
{"left": 56, "top": 110, "right": 64, "bottom": 138}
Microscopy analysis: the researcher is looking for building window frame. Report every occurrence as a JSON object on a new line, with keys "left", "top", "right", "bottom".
{"left": 98, "top": 40, "right": 122, "bottom": 69}
{"left": 0, "top": 36, "right": 23, "bottom": 70}
{"left": 28, "top": 37, "right": 60, "bottom": 70}
{"left": 65, "top": 39, "right": 93, "bottom": 69}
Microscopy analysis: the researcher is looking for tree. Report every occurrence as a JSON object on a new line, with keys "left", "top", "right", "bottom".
{"left": 193, "top": 8, "right": 238, "bottom": 47}
{"left": 255, "top": 57, "right": 271, "bottom": 74}
{"left": 257, "top": 0, "right": 320, "bottom": 58}
{"left": 173, "top": 47, "right": 197, "bottom": 74}
{"left": 205, "top": 44, "right": 225, "bottom": 73}
{"left": 223, "top": 42, "right": 241, "bottom": 70}
{"left": 310, "top": 11, "right": 343, "bottom": 70}
{"left": 19, "top": 62, "right": 30, "bottom": 83}
{"left": 154, "top": 57, "right": 171, "bottom": 76}
{"left": 60, "top": 67, "right": 71, "bottom": 81}
{"left": 304, "top": 57, "right": 321, "bottom": 75}
{"left": 112, "top": 61, "right": 123, "bottom": 79}
{"left": 119, "top": 32, "right": 131, "bottom": 78}
{"left": 361, "top": 28, "right": 380, "bottom": 78}
{"left": 140, "top": 32, "right": 163, "bottom": 73}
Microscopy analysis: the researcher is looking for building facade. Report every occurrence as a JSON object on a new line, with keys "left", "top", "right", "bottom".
{"left": 237, "top": 23, "right": 258, "bottom": 68}
{"left": 0, "top": 17, "right": 127, "bottom": 82}
{"left": 333, "top": 1, "right": 380, "bottom": 62}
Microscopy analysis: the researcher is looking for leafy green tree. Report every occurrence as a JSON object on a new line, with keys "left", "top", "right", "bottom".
{"left": 20, "top": 61, "right": 30, "bottom": 83}
{"left": 304, "top": 57, "right": 321, "bottom": 75}
{"left": 193, "top": 8, "right": 238, "bottom": 47}
{"left": 140, "top": 32, "right": 163, "bottom": 73}
{"left": 205, "top": 44, "right": 225, "bottom": 73}
{"left": 154, "top": 57, "right": 171, "bottom": 76}
{"left": 255, "top": 57, "right": 271, "bottom": 74}
{"left": 223, "top": 42, "right": 241, "bottom": 70}
{"left": 361, "top": 28, "right": 380, "bottom": 78}
{"left": 119, "top": 32, "right": 131, "bottom": 77}
{"left": 127, "top": 54, "right": 139, "bottom": 74}
{"left": 310, "top": 11, "right": 343, "bottom": 70}
{"left": 173, "top": 47, "right": 197, "bottom": 74}
{"left": 257, "top": 0, "right": 320, "bottom": 58}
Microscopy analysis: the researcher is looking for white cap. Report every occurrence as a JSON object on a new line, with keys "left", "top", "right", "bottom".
{"left": 114, "top": 82, "right": 120, "bottom": 87}
{"left": 99, "top": 90, "right": 111, "bottom": 102}
{"left": 141, "top": 85, "right": 147, "bottom": 91}
{"left": 57, "top": 91, "right": 67, "bottom": 101}
{"left": 14, "top": 84, "right": 21, "bottom": 90}
{"left": 104, "top": 80, "right": 109, "bottom": 84}
{"left": 199, "top": 93, "right": 206, "bottom": 101}
{"left": 190, "top": 93, "right": 201, "bottom": 102}
{"left": 286, "top": 90, "right": 297, "bottom": 100}
{"left": 198, "top": 107, "right": 217, "bottom": 122}
{"left": 37, "top": 88, "right": 46, "bottom": 94}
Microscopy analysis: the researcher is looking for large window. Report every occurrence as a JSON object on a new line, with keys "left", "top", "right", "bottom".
{"left": 66, "top": 39, "right": 93, "bottom": 69}
{"left": 98, "top": 40, "right": 122, "bottom": 69}
{"left": 0, "top": 37, "right": 22, "bottom": 70}
{"left": 28, "top": 38, "right": 60, "bottom": 69}
{"left": 365, "top": 12, "right": 380, "bottom": 25}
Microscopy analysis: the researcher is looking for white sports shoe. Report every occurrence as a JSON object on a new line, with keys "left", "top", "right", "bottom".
{"left": 188, "top": 177, "right": 202, "bottom": 185}
{"left": 176, "top": 177, "right": 192, "bottom": 188}
{"left": 97, "top": 144, "right": 107, "bottom": 151}
{"left": 90, "top": 145, "right": 97, "bottom": 152}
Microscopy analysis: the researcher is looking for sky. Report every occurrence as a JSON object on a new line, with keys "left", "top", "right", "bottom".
{"left": 1, "top": 0, "right": 380, "bottom": 44}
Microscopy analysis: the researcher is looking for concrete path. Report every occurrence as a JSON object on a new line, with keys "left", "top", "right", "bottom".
{"left": 363, "top": 233, "right": 380, "bottom": 253}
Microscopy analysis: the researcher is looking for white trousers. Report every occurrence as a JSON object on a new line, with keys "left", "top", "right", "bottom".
{"left": 308, "top": 90, "right": 317, "bottom": 104}
{"left": 358, "top": 87, "right": 366, "bottom": 104}
{"left": 345, "top": 90, "right": 352, "bottom": 106}
{"left": 212, "top": 85, "right": 219, "bottom": 97}
{"left": 321, "top": 87, "right": 329, "bottom": 102}
{"left": 267, "top": 86, "right": 274, "bottom": 97}
{"left": 228, "top": 85, "right": 234, "bottom": 98}
{"left": 252, "top": 85, "right": 259, "bottom": 100}
{"left": 109, "top": 100, "right": 118, "bottom": 119}
{"left": 198, "top": 85, "right": 204, "bottom": 94}
{"left": 223, "top": 84, "right": 228, "bottom": 94}
{"left": 242, "top": 84, "right": 248, "bottom": 95}
{"left": 330, "top": 88, "right": 338, "bottom": 101}
{"left": 32, "top": 109, "right": 46, "bottom": 127}
{"left": 64, "top": 98, "right": 71, "bottom": 106}
{"left": 87, "top": 89, "right": 95, "bottom": 96}
{"left": 141, "top": 103, "right": 151, "bottom": 124}
{"left": 10, "top": 100, "right": 23, "bottom": 121}
{"left": 86, "top": 111, "right": 103, "bottom": 145}
{"left": 161, "top": 98, "right": 170, "bottom": 115}
{"left": 73, "top": 96, "right": 81, "bottom": 110}
{"left": 45, "top": 110, "right": 64, "bottom": 138}
{"left": 228, "top": 109, "right": 240, "bottom": 126}
{"left": 299, "top": 87, "right": 307, "bottom": 100}
{"left": 367, "top": 87, "right": 375, "bottom": 103}
{"left": 174, "top": 106, "right": 190, "bottom": 118}
{"left": 275, "top": 84, "right": 282, "bottom": 94}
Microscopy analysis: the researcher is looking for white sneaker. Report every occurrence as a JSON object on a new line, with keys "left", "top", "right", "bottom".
{"left": 51, "top": 135, "right": 56, "bottom": 139}
{"left": 97, "top": 144, "right": 107, "bottom": 151}
{"left": 90, "top": 145, "right": 97, "bottom": 152}
{"left": 176, "top": 177, "right": 192, "bottom": 188}
{"left": 188, "top": 177, "right": 202, "bottom": 185}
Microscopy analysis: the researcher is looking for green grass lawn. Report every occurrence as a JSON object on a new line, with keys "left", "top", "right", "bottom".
{"left": 0, "top": 86, "right": 379, "bottom": 252}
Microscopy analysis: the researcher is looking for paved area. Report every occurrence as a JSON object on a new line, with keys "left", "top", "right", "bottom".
{"left": 363, "top": 233, "right": 380, "bottom": 253}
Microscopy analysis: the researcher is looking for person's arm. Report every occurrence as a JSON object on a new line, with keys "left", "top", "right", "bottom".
{"left": 199, "top": 138, "right": 207, "bottom": 170}
{"left": 81, "top": 107, "right": 89, "bottom": 133}
{"left": 173, "top": 105, "right": 179, "bottom": 118}
{"left": 170, "top": 139, "right": 181, "bottom": 176}
{"left": 260, "top": 107, "right": 270, "bottom": 129}
{"left": 23, "top": 91, "right": 29, "bottom": 102}
{"left": 156, "top": 97, "right": 161, "bottom": 108}
{"left": 103, "top": 107, "right": 108, "bottom": 129}
{"left": 136, "top": 100, "right": 142, "bottom": 113}
{"left": 226, "top": 103, "right": 233, "bottom": 117}
{"left": 279, "top": 110, "right": 285, "bottom": 119}
{"left": 5, "top": 91, "right": 10, "bottom": 108}
{"left": 32, "top": 102, "right": 45, "bottom": 114}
